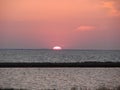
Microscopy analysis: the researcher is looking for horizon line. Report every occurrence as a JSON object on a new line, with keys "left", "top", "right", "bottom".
{"left": 0, "top": 48, "right": 120, "bottom": 51}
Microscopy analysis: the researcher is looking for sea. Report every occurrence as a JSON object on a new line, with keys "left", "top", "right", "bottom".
{"left": 0, "top": 49, "right": 120, "bottom": 63}
{"left": 0, "top": 49, "right": 120, "bottom": 90}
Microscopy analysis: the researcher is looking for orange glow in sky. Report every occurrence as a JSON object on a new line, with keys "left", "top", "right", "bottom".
{"left": 0, "top": 0, "right": 120, "bottom": 49}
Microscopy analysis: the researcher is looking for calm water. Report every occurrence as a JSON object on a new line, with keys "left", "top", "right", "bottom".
{"left": 0, "top": 68, "right": 120, "bottom": 90}
{"left": 0, "top": 49, "right": 120, "bottom": 63}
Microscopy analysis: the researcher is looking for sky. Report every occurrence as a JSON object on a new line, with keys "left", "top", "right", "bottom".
{"left": 0, "top": 0, "right": 120, "bottom": 49}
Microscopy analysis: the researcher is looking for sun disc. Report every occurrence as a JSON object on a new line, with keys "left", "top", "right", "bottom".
{"left": 53, "top": 46, "right": 62, "bottom": 50}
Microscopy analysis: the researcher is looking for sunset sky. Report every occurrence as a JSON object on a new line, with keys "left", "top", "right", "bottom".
{"left": 0, "top": 0, "right": 120, "bottom": 49}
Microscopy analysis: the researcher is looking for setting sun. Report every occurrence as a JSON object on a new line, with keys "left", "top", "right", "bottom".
{"left": 53, "top": 46, "right": 62, "bottom": 50}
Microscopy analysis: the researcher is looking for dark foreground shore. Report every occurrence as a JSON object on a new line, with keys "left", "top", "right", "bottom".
{"left": 0, "top": 62, "right": 120, "bottom": 67}
{"left": 0, "top": 85, "right": 120, "bottom": 90}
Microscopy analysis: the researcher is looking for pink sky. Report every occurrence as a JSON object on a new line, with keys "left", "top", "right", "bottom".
{"left": 0, "top": 0, "right": 120, "bottom": 49}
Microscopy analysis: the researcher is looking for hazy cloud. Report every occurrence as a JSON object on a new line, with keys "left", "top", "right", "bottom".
{"left": 76, "top": 25, "right": 96, "bottom": 31}
{"left": 101, "top": 0, "right": 120, "bottom": 16}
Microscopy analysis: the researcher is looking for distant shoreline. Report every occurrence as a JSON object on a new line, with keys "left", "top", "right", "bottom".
{"left": 0, "top": 62, "right": 120, "bottom": 67}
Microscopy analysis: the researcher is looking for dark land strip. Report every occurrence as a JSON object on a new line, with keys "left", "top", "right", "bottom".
{"left": 0, "top": 62, "right": 120, "bottom": 68}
